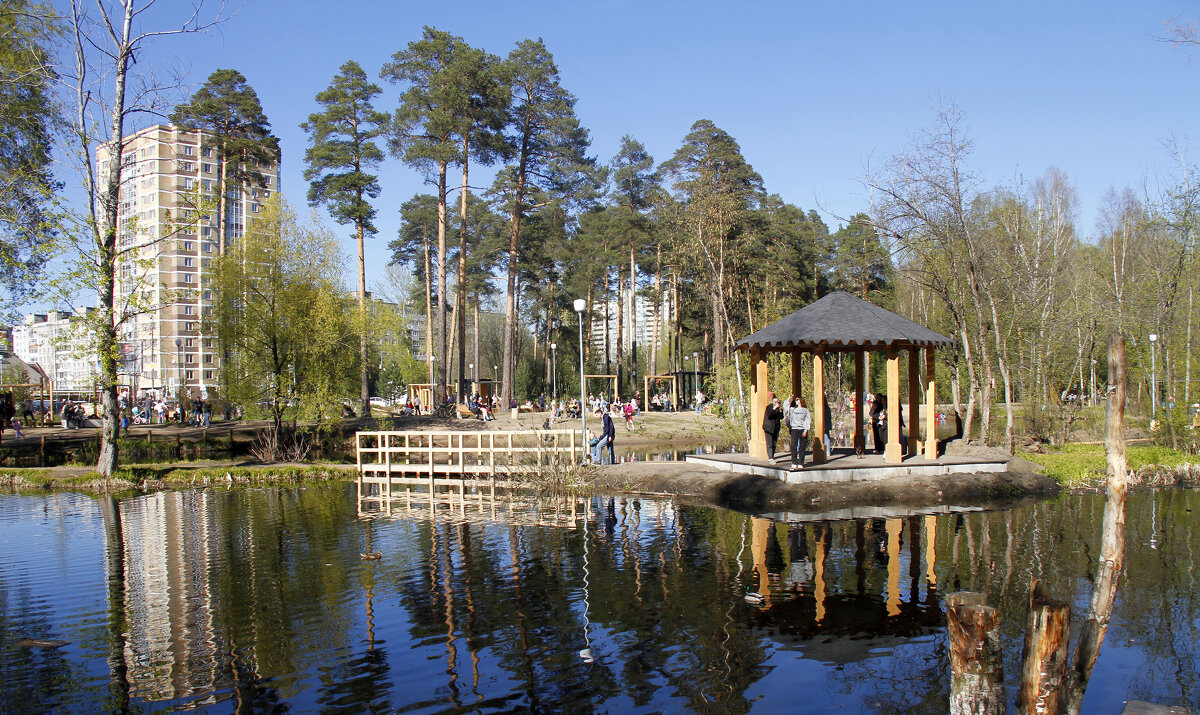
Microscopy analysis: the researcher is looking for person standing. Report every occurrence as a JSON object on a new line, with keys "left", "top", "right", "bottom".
{"left": 785, "top": 396, "right": 812, "bottom": 469}
{"left": 762, "top": 394, "right": 783, "bottom": 460}
{"left": 870, "top": 393, "right": 887, "bottom": 454}
{"left": 602, "top": 406, "right": 616, "bottom": 465}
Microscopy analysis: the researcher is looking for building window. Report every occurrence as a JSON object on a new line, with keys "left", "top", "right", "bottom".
{"left": 184, "top": 274, "right": 193, "bottom": 284}
{"left": 186, "top": 370, "right": 194, "bottom": 380}
{"left": 202, "top": 163, "right": 212, "bottom": 174}
{"left": 264, "top": 176, "right": 271, "bottom": 186}
{"left": 183, "top": 145, "right": 193, "bottom": 156}
{"left": 185, "top": 322, "right": 194, "bottom": 331}
{"left": 203, "top": 290, "right": 212, "bottom": 301}
{"left": 184, "top": 178, "right": 194, "bottom": 190}
{"left": 202, "top": 147, "right": 212, "bottom": 158}
{"left": 204, "top": 370, "right": 213, "bottom": 379}
{"left": 251, "top": 203, "right": 260, "bottom": 213}
{"left": 204, "top": 354, "right": 213, "bottom": 363}
{"left": 203, "top": 242, "right": 213, "bottom": 252}
{"left": 183, "top": 257, "right": 193, "bottom": 267}
{"left": 185, "top": 338, "right": 194, "bottom": 347}
{"left": 184, "top": 305, "right": 193, "bottom": 315}
{"left": 185, "top": 353, "right": 195, "bottom": 363}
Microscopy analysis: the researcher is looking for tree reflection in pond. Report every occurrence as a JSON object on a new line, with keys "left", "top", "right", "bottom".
{"left": 0, "top": 486, "right": 1197, "bottom": 712}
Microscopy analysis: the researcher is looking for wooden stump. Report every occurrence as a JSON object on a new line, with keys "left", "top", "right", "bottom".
{"left": 947, "top": 591, "right": 1005, "bottom": 715}
{"left": 1019, "top": 578, "right": 1070, "bottom": 714}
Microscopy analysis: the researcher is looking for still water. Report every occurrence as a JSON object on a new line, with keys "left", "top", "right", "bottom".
{"left": 1, "top": 485, "right": 1197, "bottom": 713}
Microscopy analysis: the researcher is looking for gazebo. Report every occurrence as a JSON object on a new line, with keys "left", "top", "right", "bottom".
{"left": 737, "top": 291, "right": 955, "bottom": 465}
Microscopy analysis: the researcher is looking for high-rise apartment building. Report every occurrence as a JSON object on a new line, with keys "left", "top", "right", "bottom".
{"left": 101, "top": 124, "right": 279, "bottom": 397}
{"left": 12, "top": 309, "right": 99, "bottom": 391}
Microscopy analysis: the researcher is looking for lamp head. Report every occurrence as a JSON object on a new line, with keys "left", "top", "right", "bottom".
{"left": 573, "top": 298, "right": 587, "bottom": 313}
{"left": 1149, "top": 333, "right": 1157, "bottom": 342}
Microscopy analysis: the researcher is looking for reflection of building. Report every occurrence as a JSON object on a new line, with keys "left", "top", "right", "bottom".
{"left": 102, "top": 124, "right": 280, "bottom": 397}
{"left": 116, "top": 491, "right": 218, "bottom": 702}
{"left": 11, "top": 310, "right": 99, "bottom": 391}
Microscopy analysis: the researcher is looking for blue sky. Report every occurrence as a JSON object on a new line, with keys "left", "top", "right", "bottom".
{"left": 79, "top": 1, "right": 1200, "bottom": 295}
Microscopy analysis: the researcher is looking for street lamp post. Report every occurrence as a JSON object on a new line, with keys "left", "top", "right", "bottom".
{"left": 550, "top": 342, "right": 557, "bottom": 402}
{"left": 574, "top": 299, "right": 587, "bottom": 464}
{"left": 1090, "top": 358, "right": 1097, "bottom": 406}
{"left": 469, "top": 363, "right": 475, "bottom": 400}
{"left": 1150, "top": 333, "right": 1158, "bottom": 421}
{"left": 692, "top": 351, "right": 699, "bottom": 409}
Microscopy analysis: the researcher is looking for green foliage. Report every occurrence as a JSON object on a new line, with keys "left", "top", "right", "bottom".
{"left": 212, "top": 196, "right": 354, "bottom": 437}
{"left": 0, "top": 0, "right": 60, "bottom": 314}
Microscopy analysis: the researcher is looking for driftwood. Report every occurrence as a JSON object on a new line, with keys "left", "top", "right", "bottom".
{"left": 947, "top": 591, "right": 1004, "bottom": 715}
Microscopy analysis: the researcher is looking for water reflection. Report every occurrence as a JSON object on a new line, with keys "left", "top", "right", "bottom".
{"left": 0, "top": 487, "right": 1197, "bottom": 711}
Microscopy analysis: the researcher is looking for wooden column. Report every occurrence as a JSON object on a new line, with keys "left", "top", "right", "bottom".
{"left": 812, "top": 348, "right": 827, "bottom": 464}
{"left": 908, "top": 347, "right": 921, "bottom": 457}
{"left": 854, "top": 348, "right": 865, "bottom": 453}
{"left": 790, "top": 347, "right": 803, "bottom": 399}
{"left": 885, "top": 346, "right": 903, "bottom": 463}
{"left": 925, "top": 347, "right": 938, "bottom": 458}
{"left": 749, "top": 346, "right": 769, "bottom": 460}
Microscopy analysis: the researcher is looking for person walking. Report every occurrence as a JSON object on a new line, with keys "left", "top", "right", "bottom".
{"left": 762, "top": 394, "right": 783, "bottom": 460}
{"left": 785, "top": 396, "right": 812, "bottom": 469}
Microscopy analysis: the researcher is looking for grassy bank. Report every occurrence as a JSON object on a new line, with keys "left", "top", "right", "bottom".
{"left": 1020, "top": 443, "right": 1199, "bottom": 487}
{"left": 1, "top": 463, "right": 355, "bottom": 493}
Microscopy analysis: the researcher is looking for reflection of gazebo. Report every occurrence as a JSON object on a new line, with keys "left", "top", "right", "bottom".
{"left": 737, "top": 291, "right": 954, "bottom": 465}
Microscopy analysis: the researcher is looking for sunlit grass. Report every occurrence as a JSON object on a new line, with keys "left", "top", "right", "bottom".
{"left": 1020, "top": 443, "right": 1194, "bottom": 485}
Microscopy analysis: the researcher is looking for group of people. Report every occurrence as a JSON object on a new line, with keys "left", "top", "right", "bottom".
{"left": 763, "top": 391, "right": 905, "bottom": 466}
{"left": 761, "top": 393, "right": 814, "bottom": 469}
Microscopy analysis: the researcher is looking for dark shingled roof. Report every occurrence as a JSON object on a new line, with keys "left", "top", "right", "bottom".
{"left": 736, "top": 291, "right": 955, "bottom": 351}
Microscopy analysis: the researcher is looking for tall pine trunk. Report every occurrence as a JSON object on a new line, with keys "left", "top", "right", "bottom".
{"left": 456, "top": 140, "right": 469, "bottom": 403}
{"left": 357, "top": 219, "right": 368, "bottom": 415}
{"left": 436, "top": 160, "right": 449, "bottom": 402}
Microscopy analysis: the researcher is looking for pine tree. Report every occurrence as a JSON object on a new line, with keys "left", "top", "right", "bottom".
{"left": 170, "top": 68, "right": 281, "bottom": 255}
{"left": 301, "top": 60, "right": 389, "bottom": 416}
{"left": 492, "top": 38, "right": 594, "bottom": 406}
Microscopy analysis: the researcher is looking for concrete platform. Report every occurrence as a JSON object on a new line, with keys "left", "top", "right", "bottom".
{"left": 685, "top": 447, "right": 1008, "bottom": 484}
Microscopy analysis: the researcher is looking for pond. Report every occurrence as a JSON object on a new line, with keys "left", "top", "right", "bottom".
{"left": 1, "top": 484, "right": 1197, "bottom": 713}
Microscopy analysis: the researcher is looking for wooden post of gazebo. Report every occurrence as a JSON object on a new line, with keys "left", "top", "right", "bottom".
{"left": 885, "top": 346, "right": 903, "bottom": 463}
{"left": 854, "top": 348, "right": 866, "bottom": 454}
{"left": 811, "top": 348, "right": 826, "bottom": 464}
{"left": 908, "top": 347, "right": 921, "bottom": 457}
{"left": 925, "top": 348, "right": 938, "bottom": 458}
{"left": 750, "top": 346, "right": 768, "bottom": 460}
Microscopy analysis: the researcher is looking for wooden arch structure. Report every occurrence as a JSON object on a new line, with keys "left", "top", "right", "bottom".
{"left": 736, "top": 291, "right": 955, "bottom": 465}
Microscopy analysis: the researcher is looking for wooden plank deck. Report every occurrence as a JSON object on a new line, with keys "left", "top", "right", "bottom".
{"left": 686, "top": 446, "right": 1008, "bottom": 484}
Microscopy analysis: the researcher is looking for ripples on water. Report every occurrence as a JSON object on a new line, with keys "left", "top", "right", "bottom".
{"left": 0, "top": 485, "right": 1198, "bottom": 713}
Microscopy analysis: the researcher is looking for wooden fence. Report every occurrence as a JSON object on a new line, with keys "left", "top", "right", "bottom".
{"left": 355, "top": 429, "right": 581, "bottom": 496}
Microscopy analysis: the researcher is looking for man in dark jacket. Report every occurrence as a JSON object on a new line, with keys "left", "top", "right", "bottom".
{"left": 601, "top": 407, "right": 616, "bottom": 465}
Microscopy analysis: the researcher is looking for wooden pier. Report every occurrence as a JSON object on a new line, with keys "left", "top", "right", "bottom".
{"left": 355, "top": 429, "right": 582, "bottom": 498}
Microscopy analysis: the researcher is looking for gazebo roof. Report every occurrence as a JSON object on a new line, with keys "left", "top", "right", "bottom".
{"left": 736, "top": 291, "right": 955, "bottom": 351}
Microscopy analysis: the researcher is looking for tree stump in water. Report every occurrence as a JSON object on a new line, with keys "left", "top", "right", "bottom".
{"left": 947, "top": 591, "right": 1004, "bottom": 715}
{"left": 1019, "top": 578, "right": 1070, "bottom": 714}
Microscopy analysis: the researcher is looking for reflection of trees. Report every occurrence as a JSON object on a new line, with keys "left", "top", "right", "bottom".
{"left": 6, "top": 481, "right": 1200, "bottom": 711}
